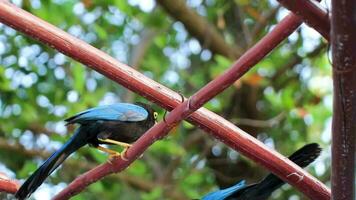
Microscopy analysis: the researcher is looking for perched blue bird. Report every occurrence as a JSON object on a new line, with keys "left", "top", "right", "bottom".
{"left": 15, "top": 102, "right": 157, "bottom": 200}
{"left": 201, "top": 143, "right": 321, "bottom": 200}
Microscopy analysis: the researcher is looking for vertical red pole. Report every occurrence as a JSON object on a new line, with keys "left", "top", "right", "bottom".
{"left": 331, "top": 0, "right": 356, "bottom": 200}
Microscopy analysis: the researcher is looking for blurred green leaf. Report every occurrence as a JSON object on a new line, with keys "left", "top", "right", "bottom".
{"left": 71, "top": 62, "right": 86, "bottom": 93}
{"left": 141, "top": 187, "right": 163, "bottom": 200}
{"left": 18, "top": 162, "right": 37, "bottom": 178}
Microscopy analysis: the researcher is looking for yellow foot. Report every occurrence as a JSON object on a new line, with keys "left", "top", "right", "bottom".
{"left": 96, "top": 146, "right": 129, "bottom": 163}
{"left": 108, "top": 152, "right": 121, "bottom": 164}
{"left": 120, "top": 148, "right": 129, "bottom": 161}
{"left": 108, "top": 148, "right": 129, "bottom": 163}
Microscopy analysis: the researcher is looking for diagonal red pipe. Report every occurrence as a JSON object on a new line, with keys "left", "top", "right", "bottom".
{"left": 277, "top": 0, "right": 330, "bottom": 40}
{"left": 0, "top": 1, "right": 330, "bottom": 199}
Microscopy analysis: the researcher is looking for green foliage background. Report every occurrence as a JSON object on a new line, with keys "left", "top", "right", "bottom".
{"left": 0, "top": 0, "right": 331, "bottom": 199}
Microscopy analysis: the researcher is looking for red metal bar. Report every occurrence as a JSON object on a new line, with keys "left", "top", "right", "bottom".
{"left": 0, "top": 2, "right": 330, "bottom": 199}
{"left": 0, "top": 176, "right": 19, "bottom": 194}
{"left": 277, "top": 0, "right": 330, "bottom": 40}
{"left": 331, "top": 0, "right": 356, "bottom": 199}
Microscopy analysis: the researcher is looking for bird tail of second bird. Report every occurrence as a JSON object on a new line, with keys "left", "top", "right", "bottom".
{"left": 253, "top": 143, "right": 322, "bottom": 196}
{"left": 15, "top": 127, "right": 88, "bottom": 200}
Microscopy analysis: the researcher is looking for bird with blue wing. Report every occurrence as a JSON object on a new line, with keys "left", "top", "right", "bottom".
{"left": 15, "top": 102, "right": 157, "bottom": 200}
{"left": 201, "top": 143, "right": 321, "bottom": 200}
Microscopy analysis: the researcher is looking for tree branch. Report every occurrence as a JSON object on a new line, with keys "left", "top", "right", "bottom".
{"left": 123, "top": 28, "right": 159, "bottom": 102}
{"left": 156, "top": 0, "right": 242, "bottom": 59}
{"left": 129, "top": 29, "right": 159, "bottom": 69}
{"left": 231, "top": 112, "right": 286, "bottom": 128}
{"left": 251, "top": 5, "right": 281, "bottom": 39}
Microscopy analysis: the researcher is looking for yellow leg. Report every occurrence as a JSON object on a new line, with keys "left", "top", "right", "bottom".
{"left": 98, "top": 138, "right": 132, "bottom": 148}
{"left": 96, "top": 145, "right": 129, "bottom": 162}
{"left": 96, "top": 146, "right": 121, "bottom": 157}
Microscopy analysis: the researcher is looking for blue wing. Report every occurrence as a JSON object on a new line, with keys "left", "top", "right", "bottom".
{"left": 202, "top": 180, "right": 246, "bottom": 200}
{"left": 65, "top": 103, "right": 148, "bottom": 124}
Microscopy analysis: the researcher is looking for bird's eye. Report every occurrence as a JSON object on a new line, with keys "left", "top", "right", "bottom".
{"left": 153, "top": 112, "right": 158, "bottom": 119}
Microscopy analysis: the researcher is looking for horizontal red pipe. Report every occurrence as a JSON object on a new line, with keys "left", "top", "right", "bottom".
{"left": 277, "top": 0, "right": 330, "bottom": 40}
{"left": 0, "top": 1, "right": 330, "bottom": 200}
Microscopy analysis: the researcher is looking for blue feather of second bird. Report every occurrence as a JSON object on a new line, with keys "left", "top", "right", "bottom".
{"left": 202, "top": 180, "right": 246, "bottom": 200}
{"left": 67, "top": 103, "right": 149, "bottom": 124}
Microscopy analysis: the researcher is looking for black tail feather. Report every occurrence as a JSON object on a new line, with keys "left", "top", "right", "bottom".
{"left": 15, "top": 127, "right": 87, "bottom": 200}
{"left": 253, "top": 143, "right": 322, "bottom": 196}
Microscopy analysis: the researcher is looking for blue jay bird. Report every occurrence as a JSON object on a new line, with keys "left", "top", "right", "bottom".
{"left": 201, "top": 143, "right": 321, "bottom": 200}
{"left": 15, "top": 102, "right": 157, "bottom": 200}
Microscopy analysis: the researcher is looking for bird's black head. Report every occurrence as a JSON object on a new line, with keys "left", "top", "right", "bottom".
{"left": 134, "top": 102, "right": 158, "bottom": 125}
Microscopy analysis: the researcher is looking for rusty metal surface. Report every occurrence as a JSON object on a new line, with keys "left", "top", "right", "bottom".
{"left": 331, "top": 0, "right": 356, "bottom": 199}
